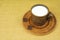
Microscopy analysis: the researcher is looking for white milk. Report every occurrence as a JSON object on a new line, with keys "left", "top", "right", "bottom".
{"left": 31, "top": 6, "right": 48, "bottom": 17}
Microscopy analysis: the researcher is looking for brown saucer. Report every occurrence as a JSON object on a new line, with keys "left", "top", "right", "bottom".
{"left": 23, "top": 11, "right": 56, "bottom": 35}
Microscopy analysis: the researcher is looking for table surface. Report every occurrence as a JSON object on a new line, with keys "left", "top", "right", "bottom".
{"left": 0, "top": 0, "right": 60, "bottom": 40}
